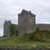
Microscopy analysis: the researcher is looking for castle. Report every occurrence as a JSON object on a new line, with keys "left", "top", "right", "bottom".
{"left": 4, "top": 9, "right": 50, "bottom": 37}
{"left": 4, "top": 20, "right": 17, "bottom": 37}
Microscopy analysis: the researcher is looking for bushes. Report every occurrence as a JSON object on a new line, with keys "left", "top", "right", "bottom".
{"left": 10, "top": 24, "right": 16, "bottom": 36}
{"left": 29, "top": 31, "right": 50, "bottom": 41}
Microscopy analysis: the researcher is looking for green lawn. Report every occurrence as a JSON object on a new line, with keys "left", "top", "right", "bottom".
{"left": 0, "top": 31, "right": 50, "bottom": 48}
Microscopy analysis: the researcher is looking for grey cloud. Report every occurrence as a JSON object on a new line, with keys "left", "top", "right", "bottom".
{"left": 31, "top": 0, "right": 50, "bottom": 24}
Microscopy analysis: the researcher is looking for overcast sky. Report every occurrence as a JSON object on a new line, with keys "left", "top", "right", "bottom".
{"left": 0, "top": 0, "right": 50, "bottom": 36}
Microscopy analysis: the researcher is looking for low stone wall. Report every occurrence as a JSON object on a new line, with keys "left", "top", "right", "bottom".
{"left": 0, "top": 47, "right": 50, "bottom": 50}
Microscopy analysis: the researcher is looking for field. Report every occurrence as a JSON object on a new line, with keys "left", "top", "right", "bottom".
{"left": 0, "top": 31, "right": 50, "bottom": 48}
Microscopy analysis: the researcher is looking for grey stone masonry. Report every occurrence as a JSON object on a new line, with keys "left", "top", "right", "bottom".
{"left": 4, "top": 20, "right": 11, "bottom": 37}
{"left": 18, "top": 9, "right": 36, "bottom": 34}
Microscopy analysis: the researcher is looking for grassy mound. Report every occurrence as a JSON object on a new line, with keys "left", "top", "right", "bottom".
{"left": 0, "top": 31, "right": 50, "bottom": 47}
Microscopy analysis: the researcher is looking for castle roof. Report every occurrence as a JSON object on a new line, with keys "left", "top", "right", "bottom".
{"left": 18, "top": 9, "right": 35, "bottom": 17}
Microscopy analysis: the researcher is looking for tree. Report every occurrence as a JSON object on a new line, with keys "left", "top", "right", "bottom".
{"left": 10, "top": 24, "right": 16, "bottom": 36}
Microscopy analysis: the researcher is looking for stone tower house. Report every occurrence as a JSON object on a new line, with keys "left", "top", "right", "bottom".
{"left": 18, "top": 9, "right": 36, "bottom": 34}
{"left": 4, "top": 20, "right": 11, "bottom": 37}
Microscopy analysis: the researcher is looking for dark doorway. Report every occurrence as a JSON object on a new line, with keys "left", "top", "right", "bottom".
{"left": 15, "top": 30, "right": 18, "bottom": 36}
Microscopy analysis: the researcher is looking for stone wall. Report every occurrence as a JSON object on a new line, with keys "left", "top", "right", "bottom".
{"left": 36, "top": 24, "right": 50, "bottom": 31}
{"left": 4, "top": 20, "right": 11, "bottom": 37}
{"left": 0, "top": 47, "right": 49, "bottom": 50}
{"left": 18, "top": 9, "right": 36, "bottom": 34}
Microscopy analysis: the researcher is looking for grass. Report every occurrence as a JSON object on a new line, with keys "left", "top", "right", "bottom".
{"left": 0, "top": 31, "right": 50, "bottom": 48}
